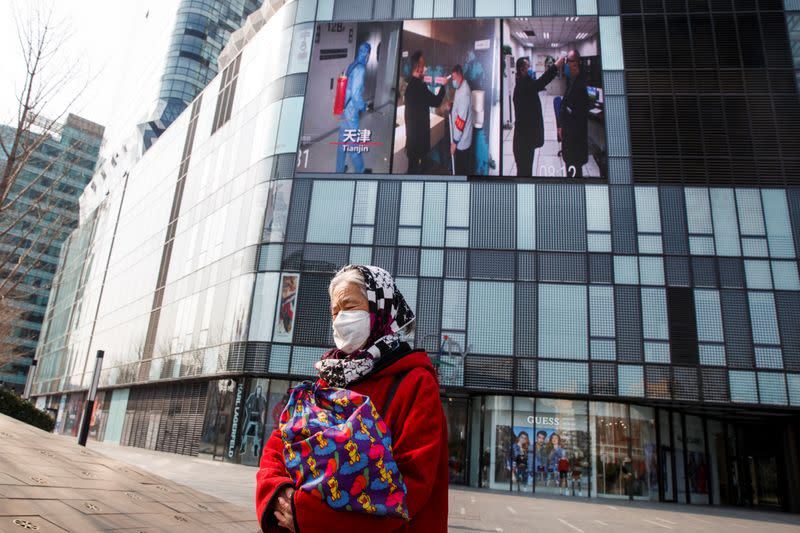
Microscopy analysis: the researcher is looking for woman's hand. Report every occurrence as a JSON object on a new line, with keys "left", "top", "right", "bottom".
{"left": 274, "top": 486, "right": 296, "bottom": 531}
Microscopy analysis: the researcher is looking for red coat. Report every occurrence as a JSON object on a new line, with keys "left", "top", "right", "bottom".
{"left": 256, "top": 351, "right": 449, "bottom": 532}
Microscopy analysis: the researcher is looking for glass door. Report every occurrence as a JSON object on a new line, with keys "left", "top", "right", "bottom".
{"left": 442, "top": 396, "right": 470, "bottom": 485}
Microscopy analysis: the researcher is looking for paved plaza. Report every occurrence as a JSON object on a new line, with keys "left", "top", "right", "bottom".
{"left": 1, "top": 414, "right": 798, "bottom": 532}
{"left": 84, "top": 431, "right": 800, "bottom": 533}
{"left": 0, "top": 414, "right": 257, "bottom": 532}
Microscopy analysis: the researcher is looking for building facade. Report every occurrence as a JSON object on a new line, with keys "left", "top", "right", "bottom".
{"left": 0, "top": 114, "right": 103, "bottom": 390}
{"left": 139, "top": 0, "right": 264, "bottom": 150}
{"left": 31, "top": 0, "right": 800, "bottom": 513}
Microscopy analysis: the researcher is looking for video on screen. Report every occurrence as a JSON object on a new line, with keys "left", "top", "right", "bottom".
{"left": 297, "top": 22, "right": 402, "bottom": 174}
{"left": 502, "top": 18, "right": 606, "bottom": 178}
{"left": 394, "top": 19, "right": 500, "bottom": 176}
{"left": 296, "top": 17, "right": 608, "bottom": 180}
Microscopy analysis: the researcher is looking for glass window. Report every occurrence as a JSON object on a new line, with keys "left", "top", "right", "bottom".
{"left": 441, "top": 280, "right": 467, "bottom": 331}
{"left": 468, "top": 281, "right": 514, "bottom": 355}
{"left": 761, "top": 189, "right": 796, "bottom": 259}
{"left": 287, "top": 23, "right": 313, "bottom": 74}
{"left": 446, "top": 229, "right": 469, "bottom": 248}
{"left": 748, "top": 292, "right": 780, "bottom": 345}
{"left": 249, "top": 273, "right": 280, "bottom": 341}
{"left": 744, "top": 260, "right": 773, "bottom": 290}
{"left": 482, "top": 395, "right": 514, "bottom": 490}
{"left": 422, "top": 183, "right": 446, "bottom": 247}
{"left": 699, "top": 344, "right": 726, "bottom": 366}
{"left": 398, "top": 227, "right": 421, "bottom": 246}
{"left": 710, "top": 188, "right": 741, "bottom": 257}
{"left": 614, "top": 255, "right": 639, "bottom": 285}
{"left": 275, "top": 97, "right": 304, "bottom": 154}
{"left": 685, "top": 415, "right": 709, "bottom": 504}
{"left": 352, "top": 181, "right": 378, "bottom": 225}
{"left": 599, "top": 17, "right": 624, "bottom": 70}
{"left": 736, "top": 189, "right": 766, "bottom": 236}
{"left": 395, "top": 278, "right": 418, "bottom": 320}
{"left": 590, "top": 402, "right": 629, "bottom": 498}
{"left": 262, "top": 180, "right": 291, "bottom": 243}
{"left": 588, "top": 233, "right": 612, "bottom": 252}
{"left": 788, "top": 374, "right": 800, "bottom": 406}
{"left": 591, "top": 339, "right": 616, "bottom": 360}
{"left": 635, "top": 187, "right": 661, "bottom": 233}
{"left": 758, "top": 373, "right": 788, "bottom": 406}
{"left": 586, "top": 185, "right": 611, "bottom": 232}
{"left": 630, "top": 405, "right": 658, "bottom": 501}
{"left": 447, "top": 183, "right": 470, "bottom": 228}
{"left": 638, "top": 234, "right": 663, "bottom": 255}
{"left": 772, "top": 261, "right": 800, "bottom": 290}
{"left": 400, "top": 183, "right": 423, "bottom": 226}
{"left": 349, "top": 246, "right": 372, "bottom": 266}
{"left": 639, "top": 256, "right": 665, "bottom": 286}
{"left": 517, "top": 184, "right": 535, "bottom": 250}
{"left": 729, "top": 370, "right": 758, "bottom": 403}
{"left": 685, "top": 188, "right": 713, "bottom": 234}
{"left": 306, "top": 181, "right": 354, "bottom": 243}
{"left": 694, "top": 289, "right": 724, "bottom": 343}
{"left": 538, "top": 361, "right": 589, "bottom": 394}
{"left": 533, "top": 399, "right": 590, "bottom": 497}
{"left": 269, "top": 345, "right": 290, "bottom": 374}
{"left": 350, "top": 226, "right": 373, "bottom": 245}
{"left": 618, "top": 365, "right": 645, "bottom": 397}
{"left": 644, "top": 342, "right": 670, "bottom": 363}
{"left": 641, "top": 288, "right": 668, "bottom": 340}
{"left": 420, "top": 249, "right": 443, "bottom": 278}
{"left": 539, "top": 284, "right": 588, "bottom": 359}
{"left": 755, "top": 347, "right": 783, "bottom": 369}
{"left": 742, "top": 237, "right": 769, "bottom": 257}
{"left": 589, "top": 285, "right": 615, "bottom": 338}
{"left": 689, "top": 236, "right": 715, "bottom": 255}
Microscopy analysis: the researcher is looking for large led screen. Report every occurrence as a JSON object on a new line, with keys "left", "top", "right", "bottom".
{"left": 296, "top": 17, "right": 607, "bottom": 180}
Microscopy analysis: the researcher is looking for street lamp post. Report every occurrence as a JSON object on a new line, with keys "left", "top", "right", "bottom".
{"left": 77, "top": 350, "right": 104, "bottom": 447}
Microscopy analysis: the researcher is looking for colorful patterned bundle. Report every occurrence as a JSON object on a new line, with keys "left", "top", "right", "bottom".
{"left": 279, "top": 381, "right": 410, "bottom": 520}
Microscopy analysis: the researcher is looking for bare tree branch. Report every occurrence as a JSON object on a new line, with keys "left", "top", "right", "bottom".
{"left": 0, "top": 0, "right": 95, "bottom": 380}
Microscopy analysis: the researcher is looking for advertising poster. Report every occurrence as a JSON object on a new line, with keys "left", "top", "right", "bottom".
{"left": 274, "top": 273, "right": 299, "bottom": 342}
{"left": 496, "top": 423, "right": 566, "bottom": 487}
{"left": 394, "top": 19, "right": 500, "bottom": 176}
{"left": 297, "top": 22, "right": 402, "bottom": 174}
{"left": 502, "top": 18, "right": 606, "bottom": 178}
{"left": 239, "top": 378, "right": 269, "bottom": 466}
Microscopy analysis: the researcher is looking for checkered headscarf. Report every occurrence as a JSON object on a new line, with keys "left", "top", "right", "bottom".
{"left": 317, "top": 265, "right": 415, "bottom": 387}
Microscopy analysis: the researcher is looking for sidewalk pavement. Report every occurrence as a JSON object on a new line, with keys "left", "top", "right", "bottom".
{"left": 0, "top": 414, "right": 257, "bottom": 532}
{"left": 84, "top": 434, "right": 800, "bottom": 533}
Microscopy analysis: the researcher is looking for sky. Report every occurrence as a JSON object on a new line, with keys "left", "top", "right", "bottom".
{"left": 0, "top": 0, "right": 180, "bottom": 150}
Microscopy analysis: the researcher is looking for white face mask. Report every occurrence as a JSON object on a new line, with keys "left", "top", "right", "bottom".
{"left": 332, "top": 310, "right": 371, "bottom": 354}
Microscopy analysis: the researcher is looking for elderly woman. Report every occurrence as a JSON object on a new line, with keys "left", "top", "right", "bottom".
{"left": 256, "top": 265, "right": 449, "bottom": 532}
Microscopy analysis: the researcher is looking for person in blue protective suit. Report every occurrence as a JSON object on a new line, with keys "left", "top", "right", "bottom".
{"left": 513, "top": 55, "right": 564, "bottom": 176}
{"left": 336, "top": 42, "right": 371, "bottom": 174}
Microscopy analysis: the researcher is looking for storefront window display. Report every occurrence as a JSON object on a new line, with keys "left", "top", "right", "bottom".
{"left": 685, "top": 415, "right": 709, "bottom": 504}
{"left": 673, "top": 411, "right": 687, "bottom": 503}
{"left": 485, "top": 395, "right": 514, "bottom": 491}
{"left": 470, "top": 396, "right": 486, "bottom": 488}
{"left": 658, "top": 409, "right": 675, "bottom": 501}
{"left": 591, "top": 402, "right": 629, "bottom": 498}
{"left": 629, "top": 405, "right": 658, "bottom": 501}
{"left": 535, "top": 399, "right": 590, "bottom": 497}
{"left": 239, "top": 378, "right": 270, "bottom": 467}
{"left": 510, "top": 397, "right": 535, "bottom": 493}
